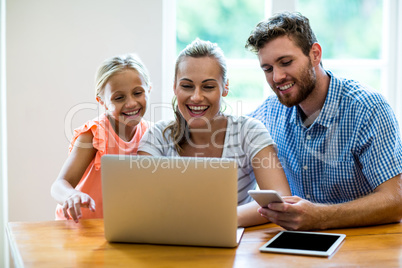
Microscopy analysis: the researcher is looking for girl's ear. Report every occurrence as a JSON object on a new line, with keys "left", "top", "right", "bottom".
{"left": 222, "top": 80, "right": 229, "bottom": 97}
{"left": 96, "top": 96, "right": 107, "bottom": 109}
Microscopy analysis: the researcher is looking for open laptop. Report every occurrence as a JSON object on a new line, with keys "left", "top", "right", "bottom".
{"left": 101, "top": 155, "right": 244, "bottom": 248}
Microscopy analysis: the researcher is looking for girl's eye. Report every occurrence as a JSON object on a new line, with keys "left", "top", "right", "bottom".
{"left": 134, "top": 91, "right": 143, "bottom": 96}
{"left": 114, "top": 96, "right": 124, "bottom": 101}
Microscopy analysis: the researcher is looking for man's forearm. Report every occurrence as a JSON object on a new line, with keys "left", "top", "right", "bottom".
{"left": 320, "top": 177, "right": 402, "bottom": 229}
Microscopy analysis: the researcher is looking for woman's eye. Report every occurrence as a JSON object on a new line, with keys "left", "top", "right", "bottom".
{"left": 204, "top": 85, "right": 215, "bottom": 90}
{"left": 114, "top": 96, "right": 124, "bottom": 101}
{"left": 181, "top": 84, "right": 192, "bottom": 89}
{"left": 134, "top": 91, "right": 143, "bottom": 96}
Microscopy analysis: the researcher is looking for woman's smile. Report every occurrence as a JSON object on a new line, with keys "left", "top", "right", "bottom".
{"left": 174, "top": 57, "right": 227, "bottom": 129}
{"left": 187, "top": 105, "right": 209, "bottom": 116}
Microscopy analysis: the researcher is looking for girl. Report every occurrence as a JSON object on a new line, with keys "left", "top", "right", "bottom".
{"left": 51, "top": 54, "right": 151, "bottom": 223}
{"left": 138, "top": 39, "right": 291, "bottom": 227}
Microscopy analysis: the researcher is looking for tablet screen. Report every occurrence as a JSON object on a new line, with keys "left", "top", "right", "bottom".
{"left": 260, "top": 231, "right": 346, "bottom": 257}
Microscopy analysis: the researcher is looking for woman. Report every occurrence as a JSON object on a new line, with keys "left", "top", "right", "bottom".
{"left": 138, "top": 39, "right": 290, "bottom": 227}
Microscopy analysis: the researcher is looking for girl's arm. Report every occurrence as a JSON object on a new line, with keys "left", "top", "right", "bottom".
{"left": 50, "top": 131, "right": 97, "bottom": 222}
{"left": 237, "top": 145, "right": 291, "bottom": 227}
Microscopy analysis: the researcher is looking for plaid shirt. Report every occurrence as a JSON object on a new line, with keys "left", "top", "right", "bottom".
{"left": 249, "top": 71, "right": 402, "bottom": 204}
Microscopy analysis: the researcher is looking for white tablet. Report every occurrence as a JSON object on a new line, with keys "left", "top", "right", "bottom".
{"left": 259, "top": 231, "right": 346, "bottom": 257}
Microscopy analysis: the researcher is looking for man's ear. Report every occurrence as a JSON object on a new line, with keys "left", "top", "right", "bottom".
{"left": 310, "top": 43, "right": 322, "bottom": 67}
{"left": 222, "top": 80, "right": 229, "bottom": 97}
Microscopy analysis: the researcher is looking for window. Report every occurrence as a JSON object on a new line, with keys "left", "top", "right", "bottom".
{"left": 294, "top": 0, "right": 402, "bottom": 122}
{"left": 297, "top": 0, "right": 384, "bottom": 92}
{"left": 176, "top": 0, "right": 268, "bottom": 115}
{"left": 175, "top": 0, "right": 402, "bottom": 120}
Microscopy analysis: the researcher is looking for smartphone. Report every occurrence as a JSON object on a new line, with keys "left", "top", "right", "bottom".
{"left": 248, "top": 190, "right": 284, "bottom": 208}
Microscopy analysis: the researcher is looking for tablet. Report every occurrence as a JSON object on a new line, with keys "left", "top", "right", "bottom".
{"left": 259, "top": 231, "right": 346, "bottom": 257}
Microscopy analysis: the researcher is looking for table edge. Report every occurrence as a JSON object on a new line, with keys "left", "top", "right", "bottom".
{"left": 6, "top": 223, "right": 24, "bottom": 268}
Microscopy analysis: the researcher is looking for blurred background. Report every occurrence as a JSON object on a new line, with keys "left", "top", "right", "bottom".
{"left": 176, "top": 0, "right": 399, "bottom": 116}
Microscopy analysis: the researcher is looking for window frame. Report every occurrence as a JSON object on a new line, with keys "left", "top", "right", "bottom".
{"left": 167, "top": 0, "right": 402, "bottom": 121}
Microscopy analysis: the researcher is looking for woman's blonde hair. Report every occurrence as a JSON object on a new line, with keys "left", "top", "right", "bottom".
{"left": 95, "top": 53, "right": 151, "bottom": 99}
{"left": 164, "top": 38, "right": 227, "bottom": 153}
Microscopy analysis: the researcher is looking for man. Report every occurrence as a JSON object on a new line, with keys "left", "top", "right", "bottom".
{"left": 246, "top": 11, "right": 402, "bottom": 230}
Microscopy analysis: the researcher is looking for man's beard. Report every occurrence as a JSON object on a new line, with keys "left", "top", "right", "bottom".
{"left": 275, "top": 61, "right": 316, "bottom": 107}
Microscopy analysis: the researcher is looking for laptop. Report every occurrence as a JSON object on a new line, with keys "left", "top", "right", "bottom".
{"left": 101, "top": 155, "right": 244, "bottom": 248}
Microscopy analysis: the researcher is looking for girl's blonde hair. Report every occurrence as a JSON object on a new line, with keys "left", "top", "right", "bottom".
{"left": 164, "top": 38, "right": 227, "bottom": 153}
{"left": 95, "top": 53, "right": 151, "bottom": 98}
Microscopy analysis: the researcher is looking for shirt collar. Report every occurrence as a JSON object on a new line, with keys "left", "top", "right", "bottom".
{"left": 315, "top": 70, "right": 342, "bottom": 128}
{"left": 291, "top": 70, "right": 342, "bottom": 128}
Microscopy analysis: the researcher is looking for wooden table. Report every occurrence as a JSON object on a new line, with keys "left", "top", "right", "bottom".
{"left": 6, "top": 219, "right": 402, "bottom": 267}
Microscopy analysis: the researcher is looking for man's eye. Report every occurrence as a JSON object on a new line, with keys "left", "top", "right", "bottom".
{"left": 262, "top": 67, "right": 273, "bottom": 73}
{"left": 282, "top": 60, "right": 292, "bottom": 66}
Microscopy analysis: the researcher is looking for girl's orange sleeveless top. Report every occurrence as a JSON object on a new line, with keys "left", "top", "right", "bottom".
{"left": 55, "top": 114, "right": 149, "bottom": 220}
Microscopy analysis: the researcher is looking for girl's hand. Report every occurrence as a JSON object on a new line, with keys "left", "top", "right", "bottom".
{"left": 62, "top": 191, "right": 96, "bottom": 223}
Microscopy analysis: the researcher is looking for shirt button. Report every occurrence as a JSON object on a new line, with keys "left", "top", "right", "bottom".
{"left": 306, "top": 194, "right": 311, "bottom": 199}
{"left": 303, "top": 165, "right": 308, "bottom": 170}
{"left": 306, "top": 135, "right": 311, "bottom": 140}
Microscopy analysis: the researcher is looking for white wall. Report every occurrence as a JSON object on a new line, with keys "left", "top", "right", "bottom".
{"left": 6, "top": 0, "right": 168, "bottom": 223}
{"left": 1, "top": 0, "right": 9, "bottom": 266}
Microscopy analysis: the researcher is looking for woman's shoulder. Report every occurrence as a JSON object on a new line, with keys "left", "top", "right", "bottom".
{"left": 143, "top": 119, "right": 176, "bottom": 140}
{"left": 149, "top": 119, "right": 175, "bottom": 130}
{"left": 138, "top": 119, "right": 177, "bottom": 154}
{"left": 226, "top": 114, "right": 265, "bottom": 129}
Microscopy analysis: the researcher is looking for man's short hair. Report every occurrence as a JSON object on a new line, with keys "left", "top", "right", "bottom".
{"left": 246, "top": 11, "right": 318, "bottom": 56}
